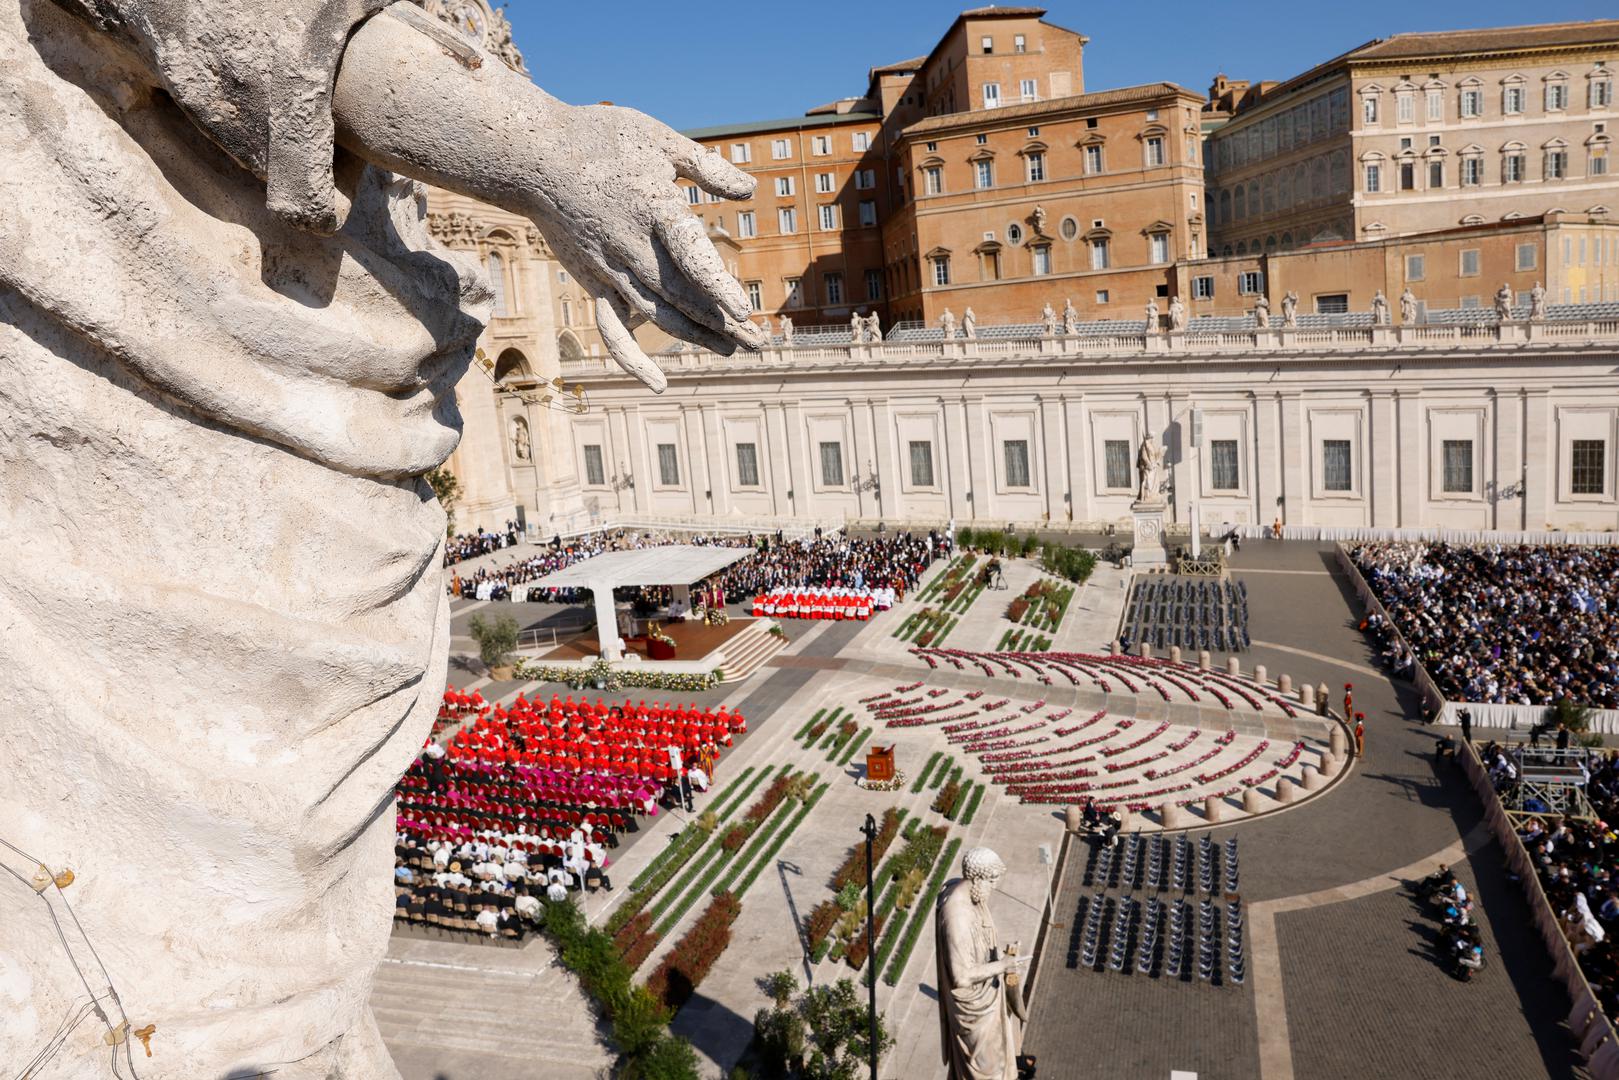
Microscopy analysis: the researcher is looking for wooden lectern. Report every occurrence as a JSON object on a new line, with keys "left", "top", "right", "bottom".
{"left": 866, "top": 744, "right": 895, "bottom": 782}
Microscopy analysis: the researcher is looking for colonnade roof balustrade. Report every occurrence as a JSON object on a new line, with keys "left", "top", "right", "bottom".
{"left": 557, "top": 303, "right": 1619, "bottom": 380}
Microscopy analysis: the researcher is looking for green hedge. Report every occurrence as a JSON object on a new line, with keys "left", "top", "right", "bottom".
{"left": 911, "top": 751, "right": 943, "bottom": 793}
{"left": 794, "top": 709, "right": 826, "bottom": 741}
{"left": 959, "top": 783, "right": 986, "bottom": 825}
{"left": 929, "top": 757, "right": 956, "bottom": 790}
{"left": 735, "top": 783, "right": 829, "bottom": 899}
{"left": 837, "top": 727, "right": 873, "bottom": 766}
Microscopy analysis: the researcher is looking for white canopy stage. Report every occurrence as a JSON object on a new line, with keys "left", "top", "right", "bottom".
{"left": 521, "top": 545, "right": 755, "bottom": 661}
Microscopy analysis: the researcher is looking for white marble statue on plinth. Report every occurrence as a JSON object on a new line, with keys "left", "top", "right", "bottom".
{"left": 1131, "top": 433, "right": 1169, "bottom": 565}
{"left": 0, "top": 2, "right": 759, "bottom": 1076}
{"left": 937, "top": 848, "right": 1029, "bottom": 1080}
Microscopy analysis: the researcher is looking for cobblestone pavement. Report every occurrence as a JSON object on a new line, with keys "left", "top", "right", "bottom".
{"left": 1022, "top": 542, "right": 1582, "bottom": 1079}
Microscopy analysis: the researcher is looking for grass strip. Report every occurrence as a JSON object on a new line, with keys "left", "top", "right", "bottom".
{"left": 709, "top": 794, "right": 801, "bottom": 901}
{"left": 836, "top": 727, "right": 872, "bottom": 766}
{"left": 929, "top": 756, "right": 956, "bottom": 790}
{"left": 884, "top": 837, "right": 963, "bottom": 986}
{"left": 626, "top": 765, "right": 753, "bottom": 893}
{"left": 960, "top": 783, "right": 986, "bottom": 826}
{"left": 735, "top": 783, "right": 829, "bottom": 899}
{"left": 794, "top": 710, "right": 826, "bottom": 742}
{"left": 711, "top": 764, "right": 775, "bottom": 821}
{"left": 912, "top": 751, "right": 943, "bottom": 793}
{"left": 647, "top": 768, "right": 783, "bottom": 929}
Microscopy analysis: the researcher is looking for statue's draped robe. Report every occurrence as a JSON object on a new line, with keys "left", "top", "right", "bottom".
{"left": 0, "top": 1, "right": 487, "bottom": 1075}
{"left": 936, "top": 881, "right": 1022, "bottom": 1080}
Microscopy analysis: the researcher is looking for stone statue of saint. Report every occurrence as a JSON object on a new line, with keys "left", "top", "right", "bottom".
{"left": 1495, "top": 282, "right": 1515, "bottom": 322}
{"left": 941, "top": 308, "right": 958, "bottom": 339}
{"left": 760, "top": 315, "right": 774, "bottom": 339}
{"left": 1530, "top": 281, "right": 1547, "bottom": 321}
{"left": 963, "top": 307, "right": 978, "bottom": 339}
{"left": 1399, "top": 287, "right": 1417, "bottom": 325}
{"left": 1144, "top": 297, "right": 1160, "bottom": 332}
{"left": 1371, "top": 289, "right": 1389, "bottom": 325}
{"left": 781, "top": 315, "right": 795, "bottom": 344}
{"left": 1168, "top": 296, "right": 1187, "bottom": 331}
{"left": 937, "top": 848, "right": 1028, "bottom": 1080}
{"left": 1253, "top": 294, "right": 1271, "bottom": 328}
{"left": 865, "top": 312, "right": 883, "bottom": 342}
{"left": 1281, "top": 290, "right": 1300, "bottom": 328}
{"left": 852, "top": 310, "right": 864, "bottom": 341}
{"left": 1137, "top": 433, "right": 1167, "bottom": 502}
{"left": 1041, "top": 302, "right": 1058, "bottom": 336}
{"left": 1030, "top": 204, "right": 1048, "bottom": 236}
{"left": 0, "top": 2, "right": 760, "bottom": 1075}
{"left": 1062, "top": 298, "right": 1078, "bottom": 335}
{"left": 511, "top": 417, "right": 531, "bottom": 460}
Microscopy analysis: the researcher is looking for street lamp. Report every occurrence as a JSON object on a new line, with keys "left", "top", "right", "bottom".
{"left": 859, "top": 812, "right": 879, "bottom": 1080}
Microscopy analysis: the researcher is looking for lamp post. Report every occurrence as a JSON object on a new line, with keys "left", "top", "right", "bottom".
{"left": 860, "top": 812, "right": 879, "bottom": 1080}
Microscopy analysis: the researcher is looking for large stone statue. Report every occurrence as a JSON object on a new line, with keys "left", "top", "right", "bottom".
{"left": 963, "top": 307, "right": 978, "bottom": 339}
{"left": 1144, "top": 297, "right": 1160, "bottom": 333}
{"left": 865, "top": 311, "right": 883, "bottom": 342}
{"left": 1253, "top": 294, "right": 1271, "bottom": 328}
{"left": 941, "top": 307, "right": 959, "bottom": 339}
{"left": 0, "top": 3, "right": 758, "bottom": 1076}
{"left": 781, "top": 315, "right": 795, "bottom": 344}
{"left": 937, "top": 848, "right": 1028, "bottom": 1080}
{"left": 1530, "top": 281, "right": 1547, "bottom": 320}
{"left": 1495, "top": 282, "right": 1515, "bottom": 322}
{"left": 1061, "top": 298, "right": 1078, "bottom": 335}
{"left": 1041, "top": 302, "right": 1058, "bottom": 336}
{"left": 852, "top": 310, "right": 865, "bottom": 341}
{"left": 1168, "top": 296, "right": 1187, "bottom": 331}
{"left": 1399, "top": 287, "right": 1418, "bottom": 325}
{"left": 1137, "top": 433, "right": 1167, "bottom": 503}
{"left": 1371, "top": 289, "right": 1390, "bottom": 325}
{"left": 1281, "top": 290, "right": 1300, "bottom": 328}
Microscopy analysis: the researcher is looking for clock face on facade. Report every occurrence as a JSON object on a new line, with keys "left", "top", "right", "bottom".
{"left": 451, "top": 2, "right": 487, "bottom": 44}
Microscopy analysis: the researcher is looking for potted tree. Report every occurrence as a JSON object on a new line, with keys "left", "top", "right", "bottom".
{"left": 469, "top": 613, "right": 520, "bottom": 680}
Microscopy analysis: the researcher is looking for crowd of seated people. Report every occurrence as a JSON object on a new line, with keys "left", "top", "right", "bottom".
{"left": 1479, "top": 740, "right": 1619, "bottom": 1015}
{"left": 394, "top": 688, "right": 742, "bottom": 941}
{"left": 443, "top": 523, "right": 522, "bottom": 566}
{"left": 1416, "top": 863, "right": 1486, "bottom": 980}
{"left": 446, "top": 528, "right": 949, "bottom": 617}
{"left": 1351, "top": 542, "right": 1619, "bottom": 708}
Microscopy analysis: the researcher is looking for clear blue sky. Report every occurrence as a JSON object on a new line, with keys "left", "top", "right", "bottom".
{"left": 504, "top": 1, "right": 1616, "bottom": 132}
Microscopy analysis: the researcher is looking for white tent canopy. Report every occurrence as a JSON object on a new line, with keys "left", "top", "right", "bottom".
{"left": 523, "top": 545, "right": 754, "bottom": 661}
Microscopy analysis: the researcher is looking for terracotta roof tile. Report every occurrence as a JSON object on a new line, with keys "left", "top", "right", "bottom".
{"left": 901, "top": 82, "right": 1201, "bottom": 137}
{"left": 1349, "top": 20, "right": 1619, "bottom": 60}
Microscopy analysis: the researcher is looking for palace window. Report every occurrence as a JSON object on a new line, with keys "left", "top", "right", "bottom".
{"left": 745, "top": 280, "right": 762, "bottom": 310}
{"left": 1323, "top": 440, "right": 1352, "bottom": 492}
{"left": 730, "top": 142, "right": 751, "bottom": 164}
{"left": 1020, "top": 78, "right": 1039, "bottom": 102}
{"left": 733, "top": 442, "right": 760, "bottom": 487}
{"left": 1145, "top": 136, "right": 1166, "bottom": 167}
{"left": 1362, "top": 94, "right": 1378, "bottom": 125}
{"left": 784, "top": 277, "right": 803, "bottom": 307}
{"left": 486, "top": 252, "right": 508, "bottom": 316}
{"left": 1459, "top": 249, "right": 1480, "bottom": 277}
{"left": 737, "top": 211, "right": 757, "bottom": 238}
{"left": 1406, "top": 254, "right": 1425, "bottom": 281}
{"left": 865, "top": 269, "right": 882, "bottom": 300}
{"left": 824, "top": 272, "right": 843, "bottom": 305}
{"left": 1026, "top": 152, "right": 1046, "bottom": 182}
{"left": 1462, "top": 156, "right": 1483, "bottom": 185}
{"left": 1460, "top": 87, "right": 1483, "bottom": 117}
{"left": 1210, "top": 440, "right": 1239, "bottom": 491}
{"left": 983, "top": 82, "right": 1001, "bottom": 108}
{"left": 1441, "top": 440, "right": 1474, "bottom": 493}
{"left": 1090, "top": 238, "right": 1110, "bottom": 270}
{"left": 812, "top": 135, "right": 831, "bottom": 156}
{"left": 685, "top": 185, "right": 701, "bottom": 205}
{"left": 1503, "top": 152, "right": 1526, "bottom": 183}
{"left": 852, "top": 131, "right": 870, "bottom": 152}
{"left": 1572, "top": 440, "right": 1607, "bottom": 495}
{"left": 1591, "top": 77, "right": 1613, "bottom": 109}
{"left": 1426, "top": 89, "right": 1444, "bottom": 120}
{"left": 854, "top": 169, "right": 876, "bottom": 189}
{"left": 1238, "top": 271, "right": 1264, "bottom": 295}
{"left": 1192, "top": 276, "right": 1214, "bottom": 300}
{"left": 933, "top": 256, "right": 951, "bottom": 286}
{"left": 1104, "top": 440, "right": 1131, "bottom": 489}
{"left": 1516, "top": 242, "right": 1537, "bottom": 271}
{"left": 1547, "top": 82, "right": 1569, "bottom": 111}
{"left": 771, "top": 138, "right": 791, "bottom": 160}
{"left": 1084, "top": 145, "right": 1104, "bottom": 174}
{"left": 583, "top": 444, "right": 606, "bottom": 487}
{"left": 819, "top": 442, "right": 845, "bottom": 486}
{"left": 1363, "top": 163, "right": 1381, "bottom": 192}
{"left": 1546, "top": 149, "right": 1568, "bottom": 178}
{"left": 1503, "top": 86, "right": 1525, "bottom": 115}
{"left": 924, "top": 166, "right": 943, "bottom": 195}
{"left": 818, "top": 204, "right": 838, "bottom": 230}
{"left": 1148, "top": 233, "right": 1170, "bottom": 265}
{"left": 816, "top": 172, "right": 835, "bottom": 193}
{"left": 909, "top": 441, "right": 935, "bottom": 487}
{"left": 858, "top": 200, "right": 877, "bottom": 226}
{"left": 656, "top": 443, "right": 680, "bottom": 486}
{"left": 975, "top": 160, "right": 995, "bottom": 189}
{"left": 775, "top": 176, "right": 795, "bottom": 197}
{"left": 1003, "top": 440, "right": 1032, "bottom": 488}
{"left": 1031, "top": 245, "right": 1052, "bottom": 275}
{"left": 778, "top": 207, "right": 798, "bottom": 234}
{"left": 1429, "top": 159, "right": 1445, "bottom": 188}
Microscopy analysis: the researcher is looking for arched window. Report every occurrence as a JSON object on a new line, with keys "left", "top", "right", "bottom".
{"left": 1219, "top": 189, "right": 1232, "bottom": 224}
{"left": 487, "top": 251, "right": 509, "bottom": 316}
{"left": 557, "top": 332, "right": 584, "bottom": 365}
{"left": 1280, "top": 231, "right": 1294, "bottom": 250}
{"left": 1234, "top": 185, "right": 1246, "bottom": 220}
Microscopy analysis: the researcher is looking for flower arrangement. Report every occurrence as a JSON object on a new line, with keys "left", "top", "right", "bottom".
{"left": 512, "top": 658, "right": 722, "bottom": 693}
{"left": 858, "top": 770, "right": 908, "bottom": 792}
{"left": 705, "top": 606, "right": 730, "bottom": 627}
{"left": 648, "top": 627, "right": 676, "bottom": 647}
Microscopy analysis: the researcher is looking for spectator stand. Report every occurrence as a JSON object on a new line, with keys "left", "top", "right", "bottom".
{"left": 1457, "top": 739, "right": 1619, "bottom": 1079}
{"left": 1337, "top": 542, "right": 1619, "bottom": 734}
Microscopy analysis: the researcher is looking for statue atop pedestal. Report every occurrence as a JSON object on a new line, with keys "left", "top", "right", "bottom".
{"left": 1131, "top": 434, "right": 1169, "bottom": 566}
{"left": 1135, "top": 433, "right": 1167, "bottom": 504}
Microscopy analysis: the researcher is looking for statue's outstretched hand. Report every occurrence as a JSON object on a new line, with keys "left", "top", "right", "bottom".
{"left": 531, "top": 105, "right": 765, "bottom": 392}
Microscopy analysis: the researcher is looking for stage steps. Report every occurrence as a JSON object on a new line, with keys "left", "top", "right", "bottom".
{"left": 716, "top": 619, "right": 787, "bottom": 682}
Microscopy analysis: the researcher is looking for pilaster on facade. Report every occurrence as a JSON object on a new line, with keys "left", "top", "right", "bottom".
{"left": 781, "top": 400, "right": 811, "bottom": 519}
{"left": 868, "top": 398, "right": 899, "bottom": 523}
{"left": 1522, "top": 389, "right": 1553, "bottom": 530}
{"left": 1063, "top": 395, "right": 1090, "bottom": 523}
{"left": 1368, "top": 391, "right": 1398, "bottom": 528}
{"left": 1037, "top": 395, "right": 1067, "bottom": 524}
{"left": 1276, "top": 392, "right": 1306, "bottom": 527}
{"left": 764, "top": 403, "right": 793, "bottom": 518}
{"left": 698, "top": 405, "right": 729, "bottom": 518}
{"left": 1395, "top": 389, "right": 1423, "bottom": 527}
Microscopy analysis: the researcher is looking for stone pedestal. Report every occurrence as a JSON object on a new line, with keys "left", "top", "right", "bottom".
{"left": 1298, "top": 682, "right": 1314, "bottom": 706}
{"left": 1300, "top": 765, "right": 1324, "bottom": 791}
{"left": 1204, "top": 795, "right": 1224, "bottom": 823}
{"left": 1130, "top": 499, "right": 1169, "bottom": 567}
{"left": 1065, "top": 805, "right": 1083, "bottom": 832}
{"left": 1319, "top": 751, "right": 1340, "bottom": 776}
{"left": 1161, "top": 801, "right": 1185, "bottom": 829}
{"left": 1274, "top": 778, "right": 1296, "bottom": 804}
{"left": 1227, "top": 657, "right": 1241, "bottom": 676}
{"left": 1329, "top": 726, "right": 1347, "bottom": 759}
{"left": 1138, "top": 642, "right": 1152, "bottom": 658}
{"left": 1242, "top": 787, "right": 1266, "bottom": 815}
{"left": 1170, "top": 645, "right": 1182, "bottom": 663}
{"left": 1254, "top": 664, "right": 1267, "bottom": 687}
{"left": 1198, "top": 650, "right": 1211, "bottom": 671}
{"left": 1277, "top": 673, "right": 1292, "bottom": 695}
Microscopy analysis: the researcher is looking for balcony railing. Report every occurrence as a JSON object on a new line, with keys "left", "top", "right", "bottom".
{"left": 558, "top": 309, "right": 1619, "bottom": 378}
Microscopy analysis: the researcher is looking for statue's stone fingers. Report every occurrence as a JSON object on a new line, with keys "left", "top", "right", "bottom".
{"left": 595, "top": 295, "right": 666, "bottom": 394}
{"left": 654, "top": 208, "right": 751, "bottom": 324}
